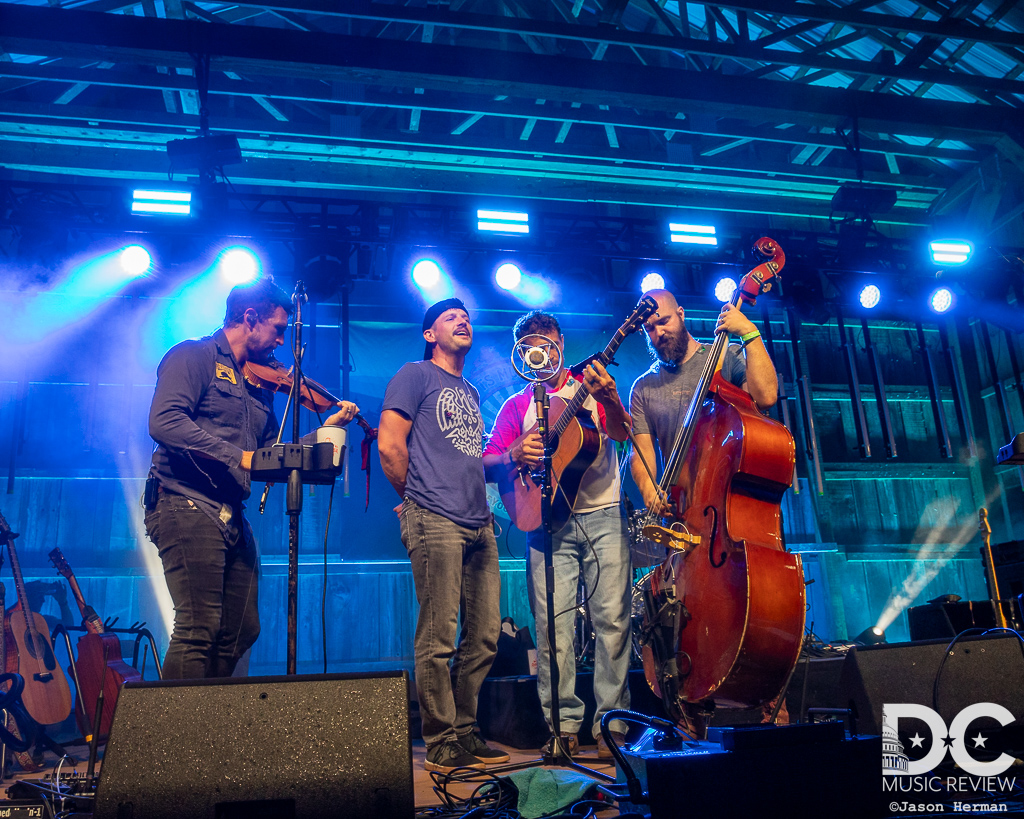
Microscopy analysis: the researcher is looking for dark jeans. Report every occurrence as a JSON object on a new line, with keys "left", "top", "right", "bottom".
{"left": 399, "top": 497, "right": 501, "bottom": 749}
{"left": 144, "top": 493, "right": 260, "bottom": 679}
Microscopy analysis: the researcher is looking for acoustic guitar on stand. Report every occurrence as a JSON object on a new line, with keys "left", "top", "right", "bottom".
{"left": 49, "top": 548, "right": 141, "bottom": 742}
{"left": 0, "top": 511, "right": 72, "bottom": 727}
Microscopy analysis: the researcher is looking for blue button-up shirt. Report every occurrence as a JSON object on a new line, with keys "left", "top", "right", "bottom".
{"left": 148, "top": 329, "right": 279, "bottom": 534}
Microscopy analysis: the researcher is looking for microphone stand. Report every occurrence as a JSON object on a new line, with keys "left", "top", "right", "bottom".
{"left": 491, "top": 347, "right": 612, "bottom": 782}
{"left": 285, "top": 281, "right": 308, "bottom": 676}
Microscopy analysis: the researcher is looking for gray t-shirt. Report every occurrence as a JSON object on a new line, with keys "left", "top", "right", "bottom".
{"left": 629, "top": 342, "right": 747, "bottom": 467}
{"left": 383, "top": 360, "right": 490, "bottom": 528}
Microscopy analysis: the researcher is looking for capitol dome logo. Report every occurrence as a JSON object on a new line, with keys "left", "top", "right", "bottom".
{"left": 882, "top": 717, "right": 910, "bottom": 775}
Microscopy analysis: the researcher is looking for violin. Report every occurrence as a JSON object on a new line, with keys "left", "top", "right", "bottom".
{"left": 243, "top": 358, "right": 376, "bottom": 439}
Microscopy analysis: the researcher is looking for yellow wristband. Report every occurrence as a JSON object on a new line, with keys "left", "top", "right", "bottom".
{"left": 740, "top": 330, "right": 761, "bottom": 345}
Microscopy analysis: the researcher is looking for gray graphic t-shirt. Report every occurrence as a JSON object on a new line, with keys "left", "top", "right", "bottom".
{"left": 384, "top": 360, "right": 490, "bottom": 528}
{"left": 629, "top": 343, "right": 747, "bottom": 467}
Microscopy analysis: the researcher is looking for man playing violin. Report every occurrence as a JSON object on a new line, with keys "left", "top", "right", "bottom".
{"left": 145, "top": 276, "right": 358, "bottom": 679}
{"left": 629, "top": 288, "right": 778, "bottom": 516}
{"left": 483, "top": 311, "right": 632, "bottom": 759}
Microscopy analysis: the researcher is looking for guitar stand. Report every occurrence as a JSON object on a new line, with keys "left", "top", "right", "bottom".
{"left": 488, "top": 382, "right": 613, "bottom": 784}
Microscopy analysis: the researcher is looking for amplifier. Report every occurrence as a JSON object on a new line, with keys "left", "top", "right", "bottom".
{"left": 614, "top": 722, "right": 880, "bottom": 818}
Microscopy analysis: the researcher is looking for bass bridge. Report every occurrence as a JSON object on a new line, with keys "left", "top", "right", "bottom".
{"left": 642, "top": 522, "right": 701, "bottom": 554}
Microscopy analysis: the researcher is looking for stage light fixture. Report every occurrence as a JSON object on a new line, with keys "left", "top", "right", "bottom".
{"left": 929, "top": 239, "right": 973, "bottom": 266}
{"left": 640, "top": 272, "right": 665, "bottom": 292}
{"left": 859, "top": 284, "right": 881, "bottom": 309}
{"left": 853, "top": 626, "right": 886, "bottom": 646}
{"left": 478, "top": 210, "right": 529, "bottom": 234}
{"left": 929, "top": 287, "right": 954, "bottom": 314}
{"left": 495, "top": 263, "right": 522, "bottom": 291}
{"left": 166, "top": 133, "right": 242, "bottom": 172}
{"left": 220, "top": 247, "right": 260, "bottom": 284}
{"left": 670, "top": 223, "right": 717, "bottom": 246}
{"left": 132, "top": 189, "right": 192, "bottom": 216}
{"left": 120, "top": 245, "right": 152, "bottom": 276}
{"left": 714, "top": 276, "right": 738, "bottom": 303}
{"left": 412, "top": 259, "right": 442, "bottom": 289}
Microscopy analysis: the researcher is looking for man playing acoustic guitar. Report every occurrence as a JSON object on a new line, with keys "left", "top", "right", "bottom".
{"left": 483, "top": 311, "right": 631, "bottom": 759}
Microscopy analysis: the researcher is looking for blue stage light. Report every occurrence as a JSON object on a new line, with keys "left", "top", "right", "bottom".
{"left": 120, "top": 245, "right": 152, "bottom": 276}
{"left": 495, "top": 262, "right": 522, "bottom": 291}
{"left": 714, "top": 276, "right": 738, "bottom": 302}
{"left": 929, "top": 239, "right": 973, "bottom": 266}
{"left": 670, "top": 223, "right": 717, "bottom": 246}
{"left": 930, "top": 286, "right": 954, "bottom": 314}
{"left": 478, "top": 210, "right": 529, "bottom": 234}
{"left": 640, "top": 272, "right": 665, "bottom": 292}
{"left": 859, "top": 284, "right": 881, "bottom": 309}
{"left": 220, "top": 247, "right": 260, "bottom": 284}
{"left": 132, "top": 188, "right": 192, "bottom": 216}
{"left": 412, "top": 259, "right": 442, "bottom": 289}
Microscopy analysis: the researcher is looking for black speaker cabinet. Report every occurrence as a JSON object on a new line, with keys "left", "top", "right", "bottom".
{"left": 908, "top": 600, "right": 997, "bottom": 640}
{"left": 94, "top": 671, "right": 413, "bottom": 819}
{"left": 838, "top": 635, "right": 1024, "bottom": 735}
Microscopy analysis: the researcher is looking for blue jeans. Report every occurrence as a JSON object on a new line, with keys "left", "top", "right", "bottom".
{"left": 144, "top": 493, "right": 260, "bottom": 679}
{"left": 400, "top": 497, "right": 501, "bottom": 748}
{"left": 527, "top": 505, "right": 631, "bottom": 738}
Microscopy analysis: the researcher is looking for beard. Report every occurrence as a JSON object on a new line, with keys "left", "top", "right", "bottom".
{"left": 647, "top": 325, "right": 690, "bottom": 365}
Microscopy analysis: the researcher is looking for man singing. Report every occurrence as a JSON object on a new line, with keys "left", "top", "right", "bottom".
{"left": 483, "top": 311, "right": 632, "bottom": 759}
{"left": 145, "top": 276, "right": 358, "bottom": 679}
{"left": 378, "top": 298, "right": 506, "bottom": 773}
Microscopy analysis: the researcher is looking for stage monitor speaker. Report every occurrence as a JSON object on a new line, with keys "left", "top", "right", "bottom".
{"left": 94, "top": 671, "right": 413, "bottom": 819}
{"left": 838, "top": 635, "right": 1024, "bottom": 735}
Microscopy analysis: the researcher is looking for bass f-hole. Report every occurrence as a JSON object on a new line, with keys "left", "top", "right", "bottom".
{"left": 704, "top": 506, "right": 725, "bottom": 568}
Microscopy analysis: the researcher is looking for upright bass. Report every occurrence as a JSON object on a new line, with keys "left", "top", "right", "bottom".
{"left": 639, "top": 237, "right": 805, "bottom": 729}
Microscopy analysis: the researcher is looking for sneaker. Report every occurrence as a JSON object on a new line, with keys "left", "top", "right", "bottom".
{"left": 596, "top": 730, "right": 627, "bottom": 760}
{"left": 424, "top": 739, "right": 486, "bottom": 773}
{"left": 541, "top": 733, "right": 579, "bottom": 758}
{"left": 458, "top": 731, "right": 511, "bottom": 764}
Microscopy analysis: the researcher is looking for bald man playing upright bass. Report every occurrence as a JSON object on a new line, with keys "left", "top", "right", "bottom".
{"left": 628, "top": 288, "right": 778, "bottom": 516}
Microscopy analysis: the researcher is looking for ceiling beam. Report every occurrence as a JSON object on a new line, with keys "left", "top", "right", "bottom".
{"left": 709, "top": 0, "right": 1024, "bottom": 50}
{"left": 0, "top": 4, "right": 1020, "bottom": 146}
{"left": 101, "top": 0, "right": 1024, "bottom": 98}
{"left": 0, "top": 62, "right": 984, "bottom": 164}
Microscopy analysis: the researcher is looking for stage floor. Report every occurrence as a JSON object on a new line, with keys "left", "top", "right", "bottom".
{"left": 411, "top": 738, "right": 618, "bottom": 810}
{"left": 0, "top": 738, "right": 621, "bottom": 816}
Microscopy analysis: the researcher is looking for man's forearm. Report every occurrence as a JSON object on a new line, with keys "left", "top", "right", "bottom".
{"left": 379, "top": 446, "right": 409, "bottom": 497}
{"left": 743, "top": 341, "right": 779, "bottom": 408}
{"left": 599, "top": 395, "right": 630, "bottom": 442}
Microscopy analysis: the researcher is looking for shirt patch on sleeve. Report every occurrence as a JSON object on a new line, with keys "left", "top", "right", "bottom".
{"left": 215, "top": 363, "right": 237, "bottom": 385}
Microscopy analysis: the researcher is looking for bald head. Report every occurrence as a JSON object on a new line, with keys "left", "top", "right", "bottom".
{"left": 643, "top": 289, "right": 680, "bottom": 319}
{"left": 641, "top": 289, "right": 691, "bottom": 364}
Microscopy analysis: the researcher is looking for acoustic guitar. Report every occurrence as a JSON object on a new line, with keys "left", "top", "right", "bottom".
{"left": 49, "top": 547, "right": 141, "bottom": 741}
{"left": 495, "top": 296, "right": 655, "bottom": 532}
{"left": 0, "top": 511, "right": 72, "bottom": 726}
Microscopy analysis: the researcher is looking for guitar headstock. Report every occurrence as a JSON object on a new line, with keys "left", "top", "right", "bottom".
{"left": 979, "top": 507, "right": 992, "bottom": 539}
{"left": 737, "top": 237, "right": 786, "bottom": 305}
{"left": 621, "top": 295, "right": 658, "bottom": 335}
{"left": 48, "top": 548, "right": 73, "bottom": 580}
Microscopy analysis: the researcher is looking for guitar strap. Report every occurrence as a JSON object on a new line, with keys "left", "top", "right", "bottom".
{"left": 0, "top": 673, "right": 36, "bottom": 754}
